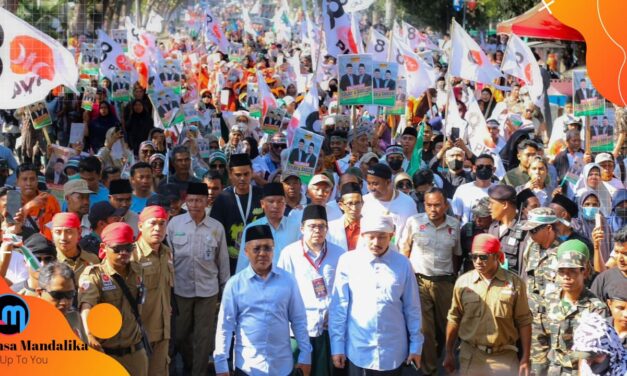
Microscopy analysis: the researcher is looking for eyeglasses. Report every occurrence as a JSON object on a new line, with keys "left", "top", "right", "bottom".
{"left": 305, "top": 224, "right": 327, "bottom": 231}
{"left": 109, "top": 244, "right": 135, "bottom": 254}
{"left": 530, "top": 225, "right": 547, "bottom": 235}
{"left": 396, "top": 181, "right": 413, "bottom": 189}
{"left": 44, "top": 289, "right": 76, "bottom": 301}
{"left": 470, "top": 254, "right": 490, "bottom": 262}
{"left": 250, "top": 245, "right": 273, "bottom": 254}
{"left": 37, "top": 256, "right": 55, "bottom": 265}
{"left": 210, "top": 164, "right": 226, "bottom": 170}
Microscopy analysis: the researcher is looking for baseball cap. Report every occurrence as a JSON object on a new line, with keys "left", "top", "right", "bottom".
{"left": 63, "top": 179, "right": 93, "bottom": 197}
{"left": 283, "top": 96, "right": 295, "bottom": 106}
{"left": 308, "top": 174, "right": 333, "bottom": 189}
{"left": 64, "top": 159, "right": 80, "bottom": 173}
{"left": 88, "top": 201, "right": 125, "bottom": 228}
{"left": 471, "top": 197, "right": 491, "bottom": 218}
{"left": 394, "top": 172, "right": 412, "bottom": 186}
{"left": 594, "top": 153, "right": 614, "bottom": 164}
{"left": 280, "top": 171, "right": 300, "bottom": 182}
{"left": 556, "top": 239, "right": 590, "bottom": 268}
{"left": 520, "top": 207, "right": 560, "bottom": 231}
{"left": 23, "top": 233, "right": 56, "bottom": 258}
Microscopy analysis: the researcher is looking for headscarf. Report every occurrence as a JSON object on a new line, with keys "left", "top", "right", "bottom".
{"left": 52, "top": 213, "right": 81, "bottom": 229}
{"left": 139, "top": 206, "right": 168, "bottom": 222}
{"left": 575, "top": 189, "right": 612, "bottom": 263}
{"left": 608, "top": 189, "right": 627, "bottom": 232}
{"left": 572, "top": 311, "right": 627, "bottom": 376}
{"left": 101, "top": 223, "right": 134, "bottom": 245}
{"left": 575, "top": 163, "right": 612, "bottom": 216}
{"left": 471, "top": 233, "right": 504, "bottom": 263}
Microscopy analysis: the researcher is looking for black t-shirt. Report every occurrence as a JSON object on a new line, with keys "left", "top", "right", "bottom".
{"left": 591, "top": 267, "right": 627, "bottom": 302}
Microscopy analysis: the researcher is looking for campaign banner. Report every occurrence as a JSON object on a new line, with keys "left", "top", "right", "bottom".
{"left": 182, "top": 102, "right": 201, "bottom": 124}
{"left": 284, "top": 128, "right": 324, "bottom": 185}
{"left": 589, "top": 107, "right": 615, "bottom": 153}
{"left": 159, "top": 59, "right": 183, "bottom": 95}
{"left": 372, "top": 61, "right": 398, "bottom": 107}
{"left": 262, "top": 107, "right": 287, "bottom": 135}
{"left": 572, "top": 70, "right": 605, "bottom": 117}
{"left": 247, "top": 83, "right": 262, "bottom": 118}
{"left": 385, "top": 79, "right": 407, "bottom": 115}
{"left": 81, "top": 87, "right": 96, "bottom": 111}
{"left": 338, "top": 54, "right": 374, "bottom": 106}
{"left": 149, "top": 88, "right": 184, "bottom": 128}
{"left": 27, "top": 101, "right": 52, "bottom": 130}
{"left": 110, "top": 71, "right": 131, "bottom": 102}
{"left": 111, "top": 29, "right": 128, "bottom": 52}
{"left": 80, "top": 43, "right": 100, "bottom": 76}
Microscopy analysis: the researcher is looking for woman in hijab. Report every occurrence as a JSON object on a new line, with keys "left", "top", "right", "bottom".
{"left": 125, "top": 99, "right": 154, "bottom": 155}
{"left": 574, "top": 189, "right": 613, "bottom": 272}
{"left": 574, "top": 163, "right": 613, "bottom": 216}
{"left": 608, "top": 189, "right": 627, "bottom": 235}
{"left": 87, "top": 102, "right": 119, "bottom": 152}
{"left": 149, "top": 153, "right": 166, "bottom": 189}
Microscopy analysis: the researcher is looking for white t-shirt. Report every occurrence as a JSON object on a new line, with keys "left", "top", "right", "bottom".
{"left": 452, "top": 181, "right": 494, "bottom": 225}
{"left": 362, "top": 190, "right": 418, "bottom": 245}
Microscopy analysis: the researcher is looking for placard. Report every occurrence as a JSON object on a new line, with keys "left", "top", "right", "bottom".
{"left": 69, "top": 123, "right": 85, "bottom": 145}
{"left": 338, "top": 54, "right": 374, "bottom": 106}
{"left": 284, "top": 128, "right": 324, "bottom": 185}
{"left": 82, "top": 87, "right": 96, "bottom": 111}
{"left": 572, "top": 70, "right": 605, "bottom": 117}
{"left": 589, "top": 107, "right": 615, "bottom": 153}
{"left": 110, "top": 71, "right": 131, "bottom": 102}
{"left": 372, "top": 61, "right": 398, "bottom": 107}
{"left": 27, "top": 101, "right": 52, "bottom": 130}
{"left": 262, "top": 107, "right": 286, "bottom": 135}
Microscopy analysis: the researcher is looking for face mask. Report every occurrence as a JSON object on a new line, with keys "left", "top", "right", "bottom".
{"left": 589, "top": 355, "right": 610, "bottom": 374}
{"left": 475, "top": 167, "right": 492, "bottom": 181}
{"left": 463, "top": 167, "right": 472, "bottom": 173}
{"left": 388, "top": 159, "right": 403, "bottom": 171}
{"left": 447, "top": 159, "right": 463, "bottom": 171}
{"left": 615, "top": 207, "right": 627, "bottom": 218}
{"left": 582, "top": 206, "right": 599, "bottom": 220}
{"left": 557, "top": 235, "right": 569, "bottom": 242}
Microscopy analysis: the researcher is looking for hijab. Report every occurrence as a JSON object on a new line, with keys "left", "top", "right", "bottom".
{"left": 576, "top": 189, "right": 612, "bottom": 264}
{"left": 574, "top": 163, "right": 612, "bottom": 216}
{"left": 609, "top": 189, "right": 627, "bottom": 232}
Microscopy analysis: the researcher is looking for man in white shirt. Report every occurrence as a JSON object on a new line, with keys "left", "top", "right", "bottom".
{"left": 362, "top": 163, "right": 417, "bottom": 244}
{"left": 278, "top": 205, "right": 345, "bottom": 376}
{"left": 452, "top": 154, "right": 496, "bottom": 225}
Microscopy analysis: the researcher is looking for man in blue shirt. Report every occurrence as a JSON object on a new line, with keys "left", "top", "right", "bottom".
{"left": 79, "top": 156, "right": 109, "bottom": 207}
{"left": 330, "top": 215, "right": 423, "bottom": 375}
{"left": 214, "top": 224, "right": 312, "bottom": 376}
{"left": 129, "top": 162, "right": 154, "bottom": 213}
{"left": 236, "top": 182, "right": 299, "bottom": 273}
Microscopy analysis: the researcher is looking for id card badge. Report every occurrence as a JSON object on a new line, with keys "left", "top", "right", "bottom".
{"left": 312, "top": 277, "right": 327, "bottom": 299}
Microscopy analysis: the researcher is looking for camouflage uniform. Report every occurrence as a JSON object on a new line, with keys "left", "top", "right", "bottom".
{"left": 525, "top": 240, "right": 560, "bottom": 372}
{"left": 533, "top": 246, "right": 609, "bottom": 376}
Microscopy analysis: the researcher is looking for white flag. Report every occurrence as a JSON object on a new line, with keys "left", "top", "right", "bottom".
{"left": 349, "top": 12, "right": 364, "bottom": 54}
{"left": 465, "top": 88, "right": 496, "bottom": 153}
{"left": 146, "top": 11, "right": 163, "bottom": 33}
{"left": 402, "top": 21, "right": 420, "bottom": 50}
{"left": 97, "top": 30, "right": 133, "bottom": 81}
{"left": 344, "top": 0, "right": 376, "bottom": 12}
{"left": 256, "top": 70, "right": 278, "bottom": 118}
{"left": 366, "top": 28, "right": 389, "bottom": 61}
{"left": 242, "top": 9, "right": 258, "bottom": 37}
{"left": 0, "top": 7, "right": 78, "bottom": 109}
{"left": 501, "top": 34, "right": 543, "bottom": 104}
{"left": 322, "top": 0, "right": 358, "bottom": 57}
{"left": 202, "top": 9, "right": 229, "bottom": 53}
{"left": 449, "top": 20, "right": 503, "bottom": 84}
{"left": 394, "top": 37, "right": 437, "bottom": 99}
{"left": 287, "top": 84, "right": 319, "bottom": 145}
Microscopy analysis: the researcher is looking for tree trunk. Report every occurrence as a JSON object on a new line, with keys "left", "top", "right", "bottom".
{"left": 384, "top": 0, "right": 395, "bottom": 31}
{"left": 3, "top": 0, "right": 19, "bottom": 14}
{"left": 69, "top": 0, "right": 88, "bottom": 36}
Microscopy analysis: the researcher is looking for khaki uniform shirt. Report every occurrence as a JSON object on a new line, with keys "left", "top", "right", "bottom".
{"left": 398, "top": 214, "right": 461, "bottom": 276}
{"left": 57, "top": 248, "right": 100, "bottom": 285}
{"left": 167, "top": 212, "right": 231, "bottom": 298}
{"left": 78, "top": 261, "right": 143, "bottom": 349}
{"left": 132, "top": 237, "right": 174, "bottom": 342}
{"left": 448, "top": 268, "right": 532, "bottom": 348}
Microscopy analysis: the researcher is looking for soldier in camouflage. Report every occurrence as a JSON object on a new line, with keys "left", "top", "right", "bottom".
{"left": 519, "top": 207, "right": 564, "bottom": 373}
{"left": 534, "top": 240, "right": 609, "bottom": 376}
{"left": 459, "top": 197, "right": 492, "bottom": 273}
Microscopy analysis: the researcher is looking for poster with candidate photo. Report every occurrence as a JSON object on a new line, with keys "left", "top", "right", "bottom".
{"left": 338, "top": 54, "right": 374, "bottom": 106}
{"left": 385, "top": 79, "right": 407, "bottom": 115}
{"left": 111, "top": 29, "right": 128, "bottom": 52}
{"left": 27, "top": 101, "right": 52, "bottom": 130}
{"left": 149, "top": 88, "right": 184, "bottom": 128}
{"left": 246, "top": 83, "right": 261, "bottom": 118}
{"left": 589, "top": 107, "right": 615, "bottom": 153}
{"left": 159, "top": 59, "right": 183, "bottom": 95}
{"left": 262, "top": 107, "right": 286, "bottom": 135}
{"left": 372, "top": 61, "right": 398, "bottom": 107}
{"left": 110, "top": 71, "right": 131, "bottom": 102}
{"left": 572, "top": 70, "right": 605, "bottom": 117}
{"left": 80, "top": 43, "right": 100, "bottom": 76}
{"left": 284, "top": 128, "right": 324, "bottom": 185}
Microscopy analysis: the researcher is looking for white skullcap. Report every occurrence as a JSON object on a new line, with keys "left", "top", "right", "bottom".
{"left": 360, "top": 215, "right": 395, "bottom": 234}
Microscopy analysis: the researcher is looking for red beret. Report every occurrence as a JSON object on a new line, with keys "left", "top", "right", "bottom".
{"left": 51, "top": 213, "right": 81, "bottom": 229}
{"left": 471, "top": 233, "right": 504, "bottom": 263}
{"left": 101, "top": 222, "right": 134, "bottom": 246}
{"left": 139, "top": 206, "right": 169, "bottom": 223}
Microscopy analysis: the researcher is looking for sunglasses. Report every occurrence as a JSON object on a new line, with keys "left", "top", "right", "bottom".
{"left": 470, "top": 254, "right": 490, "bottom": 262}
{"left": 44, "top": 289, "right": 76, "bottom": 301}
{"left": 37, "top": 256, "right": 55, "bottom": 265}
{"left": 110, "top": 244, "right": 135, "bottom": 254}
{"left": 530, "top": 225, "right": 547, "bottom": 235}
{"left": 272, "top": 143, "right": 287, "bottom": 149}
{"left": 210, "top": 164, "right": 226, "bottom": 169}
{"left": 396, "top": 181, "right": 413, "bottom": 189}
{"left": 475, "top": 164, "right": 493, "bottom": 170}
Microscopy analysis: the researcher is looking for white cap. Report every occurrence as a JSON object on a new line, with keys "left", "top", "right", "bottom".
{"left": 594, "top": 152, "right": 613, "bottom": 164}
{"left": 360, "top": 215, "right": 395, "bottom": 234}
{"left": 283, "top": 96, "right": 295, "bottom": 106}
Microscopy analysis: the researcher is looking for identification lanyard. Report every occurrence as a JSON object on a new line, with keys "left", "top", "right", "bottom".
{"left": 302, "top": 241, "right": 328, "bottom": 272}
{"left": 235, "top": 185, "right": 253, "bottom": 225}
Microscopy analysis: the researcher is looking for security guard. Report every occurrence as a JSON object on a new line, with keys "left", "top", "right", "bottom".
{"left": 399, "top": 187, "right": 461, "bottom": 375}
{"left": 460, "top": 197, "right": 492, "bottom": 272}
{"left": 51, "top": 212, "right": 100, "bottom": 284}
{"left": 79, "top": 222, "right": 148, "bottom": 376}
{"left": 535, "top": 240, "right": 609, "bottom": 376}
{"left": 487, "top": 185, "right": 528, "bottom": 274}
{"left": 132, "top": 205, "right": 173, "bottom": 376}
{"left": 519, "top": 207, "right": 563, "bottom": 372}
{"left": 444, "top": 234, "right": 532, "bottom": 375}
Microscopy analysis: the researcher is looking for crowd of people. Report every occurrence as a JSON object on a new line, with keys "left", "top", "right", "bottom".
{"left": 0, "top": 3, "right": 626, "bottom": 376}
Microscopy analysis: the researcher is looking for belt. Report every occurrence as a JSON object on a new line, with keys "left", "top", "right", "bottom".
{"left": 103, "top": 341, "right": 144, "bottom": 357}
{"left": 466, "top": 341, "right": 518, "bottom": 355}
{"left": 416, "top": 273, "right": 456, "bottom": 282}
